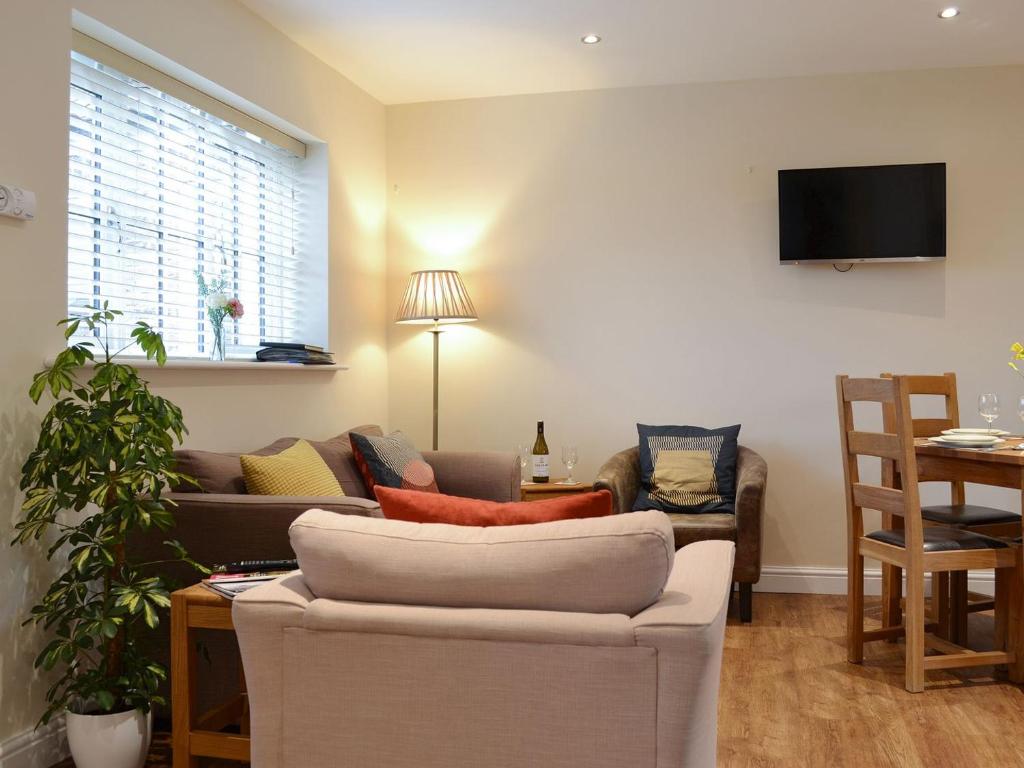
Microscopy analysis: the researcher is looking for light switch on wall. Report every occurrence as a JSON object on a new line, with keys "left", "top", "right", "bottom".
{"left": 0, "top": 184, "right": 36, "bottom": 220}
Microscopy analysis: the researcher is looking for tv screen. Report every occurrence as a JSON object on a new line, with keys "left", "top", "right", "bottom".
{"left": 778, "top": 163, "right": 946, "bottom": 264}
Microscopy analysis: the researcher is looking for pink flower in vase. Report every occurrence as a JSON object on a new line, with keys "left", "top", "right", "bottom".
{"left": 226, "top": 297, "right": 245, "bottom": 320}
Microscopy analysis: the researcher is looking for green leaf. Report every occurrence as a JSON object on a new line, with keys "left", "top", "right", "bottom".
{"left": 95, "top": 690, "right": 115, "bottom": 711}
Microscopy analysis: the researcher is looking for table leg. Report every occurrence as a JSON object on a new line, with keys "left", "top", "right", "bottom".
{"left": 171, "top": 592, "right": 199, "bottom": 768}
{"left": 1012, "top": 491, "right": 1024, "bottom": 682}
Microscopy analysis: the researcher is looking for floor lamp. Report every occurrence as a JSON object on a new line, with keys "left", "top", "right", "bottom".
{"left": 395, "top": 270, "right": 478, "bottom": 450}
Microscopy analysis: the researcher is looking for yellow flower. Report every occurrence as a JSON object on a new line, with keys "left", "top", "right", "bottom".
{"left": 1013, "top": 341, "right": 1024, "bottom": 358}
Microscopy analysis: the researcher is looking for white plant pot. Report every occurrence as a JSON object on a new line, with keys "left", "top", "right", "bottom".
{"left": 65, "top": 707, "right": 152, "bottom": 768}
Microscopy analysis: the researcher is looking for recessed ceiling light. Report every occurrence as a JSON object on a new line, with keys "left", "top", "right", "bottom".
{"left": 938, "top": 7, "right": 960, "bottom": 19}
{"left": 581, "top": 34, "right": 601, "bottom": 44}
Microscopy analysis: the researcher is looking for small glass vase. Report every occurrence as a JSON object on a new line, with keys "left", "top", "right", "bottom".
{"left": 209, "top": 320, "right": 227, "bottom": 361}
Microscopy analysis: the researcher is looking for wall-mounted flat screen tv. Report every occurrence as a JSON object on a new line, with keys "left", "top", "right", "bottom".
{"left": 778, "top": 162, "right": 946, "bottom": 264}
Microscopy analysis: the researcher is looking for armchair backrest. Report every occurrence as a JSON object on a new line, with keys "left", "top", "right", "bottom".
{"left": 289, "top": 508, "right": 675, "bottom": 614}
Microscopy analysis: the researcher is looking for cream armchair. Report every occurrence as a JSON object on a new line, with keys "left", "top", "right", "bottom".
{"left": 234, "top": 510, "right": 735, "bottom": 768}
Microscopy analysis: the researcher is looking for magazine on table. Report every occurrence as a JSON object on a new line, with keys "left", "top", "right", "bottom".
{"left": 202, "top": 560, "right": 298, "bottom": 600}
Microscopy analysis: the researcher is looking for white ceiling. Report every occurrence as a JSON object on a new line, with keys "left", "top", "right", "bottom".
{"left": 239, "top": 0, "right": 1024, "bottom": 105}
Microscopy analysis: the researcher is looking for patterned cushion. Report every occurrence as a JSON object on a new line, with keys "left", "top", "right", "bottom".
{"left": 240, "top": 439, "right": 346, "bottom": 497}
{"left": 349, "top": 431, "right": 439, "bottom": 499}
{"left": 632, "top": 424, "right": 741, "bottom": 513}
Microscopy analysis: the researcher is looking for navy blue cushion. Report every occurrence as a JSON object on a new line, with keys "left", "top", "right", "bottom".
{"left": 632, "top": 424, "right": 741, "bottom": 514}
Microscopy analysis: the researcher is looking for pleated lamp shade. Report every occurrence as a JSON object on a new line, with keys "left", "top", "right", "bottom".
{"left": 395, "top": 270, "right": 478, "bottom": 325}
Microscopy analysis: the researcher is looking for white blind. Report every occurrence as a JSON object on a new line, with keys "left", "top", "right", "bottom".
{"left": 68, "top": 47, "right": 305, "bottom": 358}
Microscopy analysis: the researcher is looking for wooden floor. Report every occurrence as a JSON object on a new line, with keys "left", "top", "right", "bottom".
{"left": 719, "top": 593, "right": 1024, "bottom": 767}
{"left": 51, "top": 593, "right": 1024, "bottom": 768}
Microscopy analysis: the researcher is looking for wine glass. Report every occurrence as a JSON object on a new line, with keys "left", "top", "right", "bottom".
{"left": 1017, "top": 396, "right": 1024, "bottom": 448}
{"left": 561, "top": 445, "right": 579, "bottom": 485}
{"left": 515, "top": 444, "right": 530, "bottom": 485}
{"left": 978, "top": 393, "right": 1000, "bottom": 434}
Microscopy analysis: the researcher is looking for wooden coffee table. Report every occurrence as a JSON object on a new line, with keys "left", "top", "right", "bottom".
{"left": 520, "top": 479, "right": 593, "bottom": 502}
{"left": 170, "top": 584, "right": 250, "bottom": 768}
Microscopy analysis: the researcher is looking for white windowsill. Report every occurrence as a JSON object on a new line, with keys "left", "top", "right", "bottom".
{"left": 50, "top": 357, "right": 347, "bottom": 372}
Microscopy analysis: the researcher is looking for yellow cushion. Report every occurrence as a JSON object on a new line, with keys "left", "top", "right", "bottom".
{"left": 240, "top": 439, "right": 345, "bottom": 497}
{"left": 653, "top": 450, "right": 716, "bottom": 494}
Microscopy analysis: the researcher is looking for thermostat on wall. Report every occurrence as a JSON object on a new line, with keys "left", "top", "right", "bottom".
{"left": 0, "top": 184, "right": 36, "bottom": 220}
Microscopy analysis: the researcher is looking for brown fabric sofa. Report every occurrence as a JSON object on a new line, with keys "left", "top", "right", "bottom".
{"left": 128, "top": 424, "right": 520, "bottom": 714}
{"left": 235, "top": 510, "right": 735, "bottom": 768}
{"left": 595, "top": 445, "right": 767, "bottom": 622}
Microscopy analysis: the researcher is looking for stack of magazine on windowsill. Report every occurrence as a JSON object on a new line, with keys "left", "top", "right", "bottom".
{"left": 256, "top": 341, "right": 335, "bottom": 365}
{"left": 201, "top": 558, "right": 298, "bottom": 600}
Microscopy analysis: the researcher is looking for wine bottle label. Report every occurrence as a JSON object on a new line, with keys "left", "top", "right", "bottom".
{"left": 532, "top": 455, "right": 549, "bottom": 477}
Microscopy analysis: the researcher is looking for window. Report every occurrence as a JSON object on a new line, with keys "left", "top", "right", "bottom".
{"left": 67, "top": 34, "right": 311, "bottom": 358}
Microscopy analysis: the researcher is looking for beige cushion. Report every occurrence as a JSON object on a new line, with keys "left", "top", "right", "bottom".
{"left": 289, "top": 509, "right": 674, "bottom": 615}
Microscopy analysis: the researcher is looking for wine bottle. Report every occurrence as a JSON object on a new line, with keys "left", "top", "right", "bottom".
{"left": 531, "top": 421, "right": 550, "bottom": 483}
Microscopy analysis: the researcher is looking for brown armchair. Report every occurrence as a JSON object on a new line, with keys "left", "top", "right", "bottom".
{"left": 595, "top": 445, "right": 767, "bottom": 622}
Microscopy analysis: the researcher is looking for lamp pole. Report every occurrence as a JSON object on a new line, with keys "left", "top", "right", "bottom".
{"left": 430, "top": 322, "right": 441, "bottom": 450}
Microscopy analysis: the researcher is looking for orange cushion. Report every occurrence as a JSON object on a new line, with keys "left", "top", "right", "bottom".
{"left": 376, "top": 486, "right": 614, "bottom": 526}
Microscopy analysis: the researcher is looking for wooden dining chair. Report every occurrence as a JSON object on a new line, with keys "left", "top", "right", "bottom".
{"left": 836, "top": 375, "right": 1019, "bottom": 692}
{"left": 880, "top": 372, "right": 1021, "bottom": 643}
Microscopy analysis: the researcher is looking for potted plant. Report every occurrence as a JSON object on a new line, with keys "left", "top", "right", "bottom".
{"left": 14, "top": 306, "right": 204, "bottom": 768}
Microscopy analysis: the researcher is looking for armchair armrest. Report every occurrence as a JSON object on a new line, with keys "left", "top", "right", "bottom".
{"left": 423, "top": 451, "right": 520, "bottom": 502}
{"left": 594, "top": 446, "right": 640, "bottom": 514}
{"left": 733, "top": 446, "right": 767, "bottom": 583}
{"left": 630, "top": 540, "right": 734, "bottom": 768}
{"left": 233, "top": 574, "right": 312, "bottom": 768}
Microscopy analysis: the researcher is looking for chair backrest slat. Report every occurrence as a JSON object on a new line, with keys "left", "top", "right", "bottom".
{"left": 847, "top": 431, "right": 902, "bottom": 460}
{"left": 910, "top": 417, "right": 955, "bottom": 438}
{"left": 842, "top": 378, "right": 897, "bottom": 403}
{"left": 852, "top": 483, "right": 905, "bottom": 516}
{"left": 900, "top": 375, "right": 952, "bottom": 395}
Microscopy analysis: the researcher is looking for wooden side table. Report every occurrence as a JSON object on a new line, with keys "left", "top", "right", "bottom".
{"left": 520, "top": 479, "right": 593, "bottom": 502}
{"left": 171, "top": 584, "right": 250, "bottom": 768}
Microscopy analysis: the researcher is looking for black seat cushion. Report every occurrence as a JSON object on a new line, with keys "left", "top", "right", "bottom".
{"left": 921, "top": 504, "right": 1021, "bottom": 526}
{"left": 866, "top": 527, "right": 1009, "bottom": 551}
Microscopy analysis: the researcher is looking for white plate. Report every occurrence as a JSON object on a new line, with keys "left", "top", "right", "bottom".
{"left": 930, "top": 435, "right": 1003, "bottom": 447}
{"left": 941, "top": 428, "right": 1010, "bottom": 437}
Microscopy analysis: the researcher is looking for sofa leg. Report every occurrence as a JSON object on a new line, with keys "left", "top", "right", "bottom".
{"left": 739, "top": 583, "right": 753, "bottom": 623}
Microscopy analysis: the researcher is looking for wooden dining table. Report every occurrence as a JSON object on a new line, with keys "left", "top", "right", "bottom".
{"left": 907, "top": 436, "right": 1024, "bottom": 681}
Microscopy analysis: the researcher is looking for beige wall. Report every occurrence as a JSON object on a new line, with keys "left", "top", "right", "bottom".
{"left": 0, "top": 0, "right": 387, "bottom": 745}
{"left": 387, "top": 66, "right": 1024, "bottom": 572}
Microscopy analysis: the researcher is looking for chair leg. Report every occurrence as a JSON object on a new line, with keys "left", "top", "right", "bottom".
{"left": 1009, "top": 549, "right": 1024, "bottom": 683}
{"left": 848, "top": 549, "right": 864, "bottom": 664}
{"left": 950, "top": 571, "right": 969, "bottom": 645}
{"left": 905, "top": 567, "right": 926, "bottom": 693}
{"left": 994, "top": 568, "right": 1008, "bottom": 652}
{"left": 739, "top": 583, "right": 752, "bottom": 623}
{"left": 934, "top": 572, "right": 950, "bottom": 640}
{"left": 882, "top": 565, "right": 903, "bottom": 643}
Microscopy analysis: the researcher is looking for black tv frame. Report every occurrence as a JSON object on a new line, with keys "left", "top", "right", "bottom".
{"left": 778, "top": 162, "right": 946, "bottom": 265}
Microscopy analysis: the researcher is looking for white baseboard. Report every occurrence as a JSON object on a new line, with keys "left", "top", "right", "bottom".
{"left": 0, "top": 718, "right": 67, "bottom": 768}
{"left": 754, "top": 566, "right": 995, "bottom": 597}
